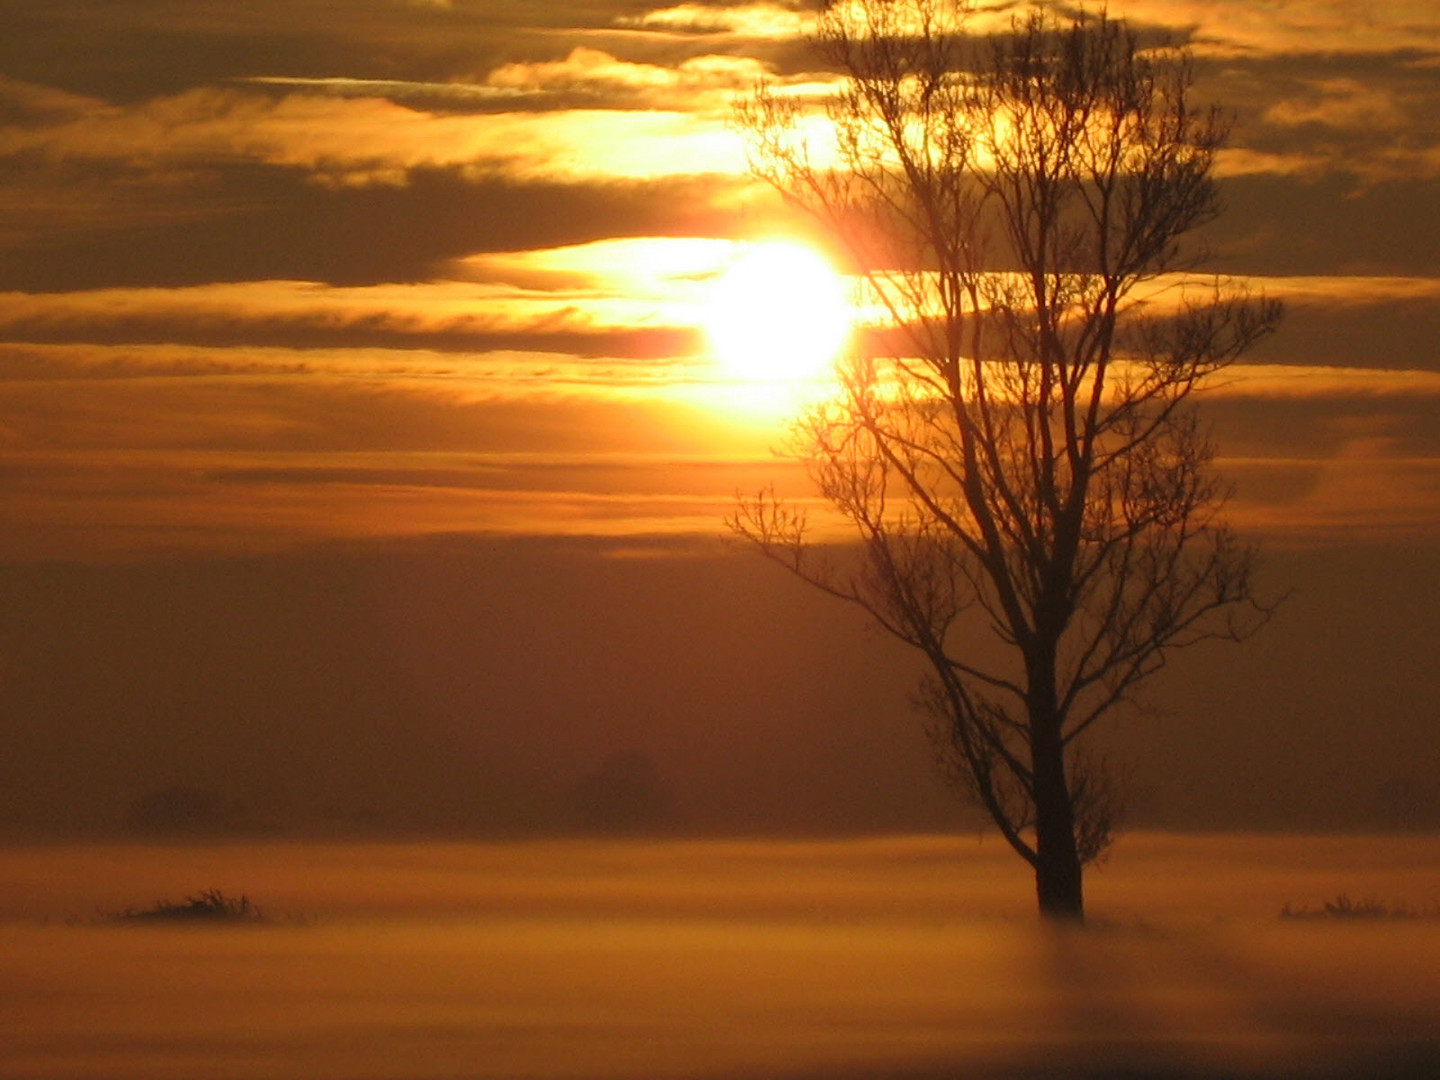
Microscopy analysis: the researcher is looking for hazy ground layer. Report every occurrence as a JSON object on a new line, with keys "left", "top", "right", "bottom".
{"left": 1, "top": 833, "right": 1438, "bottom": 1079}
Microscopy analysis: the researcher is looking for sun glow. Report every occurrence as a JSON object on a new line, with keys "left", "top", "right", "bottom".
{"left": 702, "top": 241, "right": 853, "bottom": 384}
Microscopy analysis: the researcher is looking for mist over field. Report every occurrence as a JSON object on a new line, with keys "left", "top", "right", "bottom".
{"left": 3, "top": 834, "right": 1438, "bottom": 1080}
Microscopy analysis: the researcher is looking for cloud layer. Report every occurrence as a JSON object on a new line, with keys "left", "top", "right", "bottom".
{"left": 0, "top": 0, "right": 1436, "bottom": 555}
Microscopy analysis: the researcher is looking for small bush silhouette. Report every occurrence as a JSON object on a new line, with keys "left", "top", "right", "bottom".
{"left": 111, "top": 889, "right": 263, "bottom": 924}
{"left": 1280, "top": 894, "right": 1436, "bottom": 920}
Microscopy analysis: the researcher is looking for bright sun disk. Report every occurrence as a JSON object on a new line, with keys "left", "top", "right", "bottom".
{"left": 703, "top": 241, "right": 852, "bottom": 383}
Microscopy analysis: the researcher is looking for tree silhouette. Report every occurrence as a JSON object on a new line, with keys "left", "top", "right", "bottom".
{"left": 729, "top": 1, "right": 1281, "bottom": 920}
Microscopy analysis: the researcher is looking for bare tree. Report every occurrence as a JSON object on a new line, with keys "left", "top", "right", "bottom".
{"left": 728, "top": 1, "right": 1281, "bottom": 921}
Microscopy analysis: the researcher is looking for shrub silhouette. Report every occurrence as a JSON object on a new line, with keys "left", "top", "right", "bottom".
{"left": 1280, "top": 894, "right": 1437, "bottom": 920}
{"left": 111, "top": 889, "right": 263, "bottom": 923}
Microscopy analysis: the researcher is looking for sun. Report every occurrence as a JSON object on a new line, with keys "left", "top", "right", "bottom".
{"left": 702, "top": 240, "right": 853, "bottom": 383}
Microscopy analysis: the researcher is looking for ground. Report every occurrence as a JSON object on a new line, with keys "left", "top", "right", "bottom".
{"left": 2, "top": 833, "right": 1438, "bottom": 1079}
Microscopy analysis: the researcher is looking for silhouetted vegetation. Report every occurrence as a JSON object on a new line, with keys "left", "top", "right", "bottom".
{"left": 1281, "top": 894, "right": 1439, "bottom": 920}
{"left": 108, "top": 889, "right": 264, "bottom": 924}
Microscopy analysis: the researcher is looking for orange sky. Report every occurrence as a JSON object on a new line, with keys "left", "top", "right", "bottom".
{"left": 0, "top": 0, "right": 1436, "bottom": 558}
{"left": 0, "top": 0, "right": 1436, "bottom": 838}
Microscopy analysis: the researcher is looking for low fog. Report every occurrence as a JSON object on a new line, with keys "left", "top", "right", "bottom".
{"left": 2, "top": 834, "right": 1438, "bottom": 1080}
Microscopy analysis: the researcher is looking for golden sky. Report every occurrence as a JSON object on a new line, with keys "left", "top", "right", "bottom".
{"left": 0, "top": 0, "right": 1437, "bottom": 558}
{"left": 1, "top": 1, "right": 1438, "bottom": 840}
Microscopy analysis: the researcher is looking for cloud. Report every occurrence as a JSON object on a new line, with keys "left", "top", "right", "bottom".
{"left": 0, "top": 83, "right": 749, "bottom": 187}
{"left": 0, "top": 403, "right": 788, "bottom": 561}
{"left": 620, "top": 0, "right": 1440, "bottom": 61}
{"left": 244, "top": 76, "right": 535, "bottom": 112}
{"left": 1228, "top": 70, "right": 1440, "bottom": 183}
{"left": 484, "top": 47, "right": 770, "bottom": 111}
{"left": 1114, "top": 0, "right": 1440, "bottom": 58}
{"left": 1067, "top": 4, "right": 1440, "bottom": 184}
{"left": 0, "top": 329, "right": 1434, "bottom": 561}
{"left": 1250, "top": 275, "right": 1440, "bottom": 304}
{"left": 0, "top": 461, "right": 749, "bottom": 560}
{"left": 1202, "top": 173, "right": 1440, "bottom": 278}
{"left": 0, "top": 237, "right": 794, "bottom": 356}
{"left": 0, "top": 341, "right": 788, "bottom": 560}
{"left": 0, "top": 166, "right": 749, "bottom": 292}
{"left": 0, "top": 278, "right": 705, "bottom": 357}
{"left": 1225, "top": 452, "right": 1440, "bottom": 541}
{"left": 0, "top": 76, "right": 100, "bottom": 124}
{"left": 0, "top": 2, "right": 1435, "bottom": 558}
{"left": 617, "top": 2, "right": 810, "bottom": 39}
{"left": 1262, "top": 77, "right": 1409, "bottom": 131}
{"left": 3, "top": 264, "right": 1438, "bottom": 377}
{"left": 451, "top": 235, "right": 734, "bottom": 293}
{"left": 1213, "top": 147, "right": 1335, "bottom": 179}
{"left": 0, "top": 341, "right": 685, "bottom": 390}
{"left": 0, "top": 333, "right": 781, "bottom": 454}
{"left": 1215, "top": 364, "right": 1440, "bottom": 401}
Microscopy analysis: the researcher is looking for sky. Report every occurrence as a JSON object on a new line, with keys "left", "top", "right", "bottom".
{"left": 0, "top": 0, "right": 1436, "bottom": 838}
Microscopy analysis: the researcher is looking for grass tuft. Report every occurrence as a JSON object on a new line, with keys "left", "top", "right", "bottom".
{"left": 1280, "top": 894, "right": 1438, "bottom": 921}
{"left": 108, "top": 889, "right": 264, "bottom": 924}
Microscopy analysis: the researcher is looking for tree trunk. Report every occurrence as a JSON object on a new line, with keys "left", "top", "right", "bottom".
{"left": 1031, "top": 715, "right": 1085, "bottom": 921}
{"left": 1034, "top": 831, "right": 1084, "bottom": 921}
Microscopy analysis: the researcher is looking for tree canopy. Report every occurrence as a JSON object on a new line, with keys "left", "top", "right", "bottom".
{"left": 730, "top": 0, "right": 1281, "bottom": 920}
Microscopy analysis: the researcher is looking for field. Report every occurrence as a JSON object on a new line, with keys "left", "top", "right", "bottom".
{"left": 2, "top": 833, "right": 1438, "bottom": 1079}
